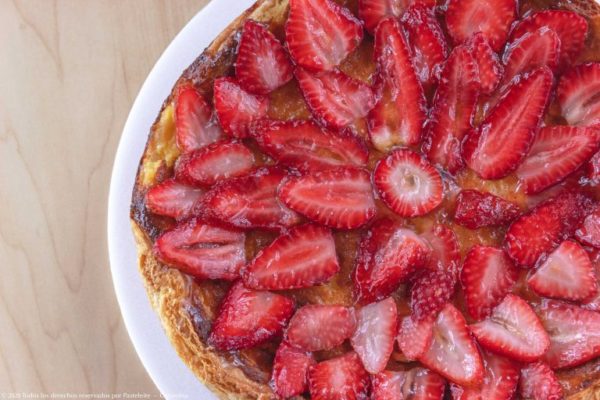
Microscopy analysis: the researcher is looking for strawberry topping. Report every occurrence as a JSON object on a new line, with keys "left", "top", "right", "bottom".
{"left": 287, "top": 304, "right": 356, "bottom": 351}
{"left": 420, "top": 224, "right": 461, "bottom": 276}
{"left": 372, "top": 368, "right": 446, "bottom": 400}
{"left": 576, "top": 208, "right": 600, "bottom": 248}
{"left": 557, "top": 62, "right": 600, "bottom": 127}
{"left": 397, "top": 314, "right": 435, "bottom": 361}
{"left": 145, "top": 178, "right": 204, "bottom": 220}
{"left": 467, "top": 33, "right": 503, "bottom": 95}
{"left": 519, "top": 362, "right": 563, "bottom": 400}
{"left": 271, "top": 341, "right": 315, "bottom": 398}
{"left": 308, "top": 352, "right": 370, "bottom": 400}
{"left": 453, "top": 189, "right": 521, "bottom": 230}
{"left": 410, "top": 269, "right": 456, "bottom": 320}
{"left": 175, "top": 85, "right": 223, "bottom": 153}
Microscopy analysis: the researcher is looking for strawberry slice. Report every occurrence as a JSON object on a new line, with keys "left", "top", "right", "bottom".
{"left": 213, "top": 77, "right": 268, "bottom": 138}
{"left": 557, "top": 62, "right": 600, "bottom": 127}
{"left": 235, "top": 20, "right": 293, "bottom": 95}
{"left": 286, "top": 304, "right": 356, "bottom": 351}
{"left": 358, "top": 0, "right": 436, "bottom": 34}
{"left": 420, "top": 224, "right": 461, "bottom": 276}
{"left": 397, "top": 314, "right": 434, "bottom": 360}
{"left": 463, "top": 67, "right": 553, "bottom": 179}
{"left": 285, "top": 0, "right": 363, "bottom": 72}
{"left": 583, "top": 255, "right": 600, "bottom": 311}
{"left": 208, "top": 281, "right": 295, "bottom": 351}
{"left": 372, "top": 368, "right": 446, "bottom": 400}
{"left": 418, "top": 303, "right": 484, "bottom": 387}
{"left": 453, "top": 189, "right": 521, "bottom": 230}
{"left": 445, "top": 0, "right": 516, "bottom": 52}
{"left": 351, "top": 297, "right": 398, "bottom": 374}
{"left": 576, "top": 208, "right": 600, "bottom": 248}
{"left": 242, "top": 223, "right": 339, "bottom": 290}
{"left": 588, "top": 150, "right": 600, "bottom": 184}
{"left": 202, "top": 167, "right": 301, "bottom": 230}
{"left": 308, "top": 352, "right": 370, "bottom": 400}
{"left": 450, "top": 352, "right": 519, "bottom": 400}
{"left": 467, "top": 33, "right": 503, "bottom": 95}
{"left": 372, "top": 370, "right": 405, "bottom": 400}
{"left": 145, "top": 178, "right": 204, "bottom": 220}
{"left": 278, "top": 167, "right": 376, "bottom": 229}
{"left": 174, "top": 85, "right": 223, "bottom": 153}
{"left": 519, "top": 362, "right": 563, "bottom": 400}
{"left": 470, "top": 294, "right": 550, "bottom": 362}
{"left": 374, "top": 149, "right": 443, "bottom": 217}
{"left": 153, "top": 218, "right": 245, "bottom": 280}
{"left": 252, "top": 119, "right": 368, "bottom": 173}
{"left": 461, "top": 245, "right": 519, "bottom": 320}
{"left": 422, "top": 45, "right": 479, "bottom": 175}
{"left": 296, "top": 68, "right": 376, "bottom": 129}
{"left": 368, "top": 17, "right": 427, "bottom": 152}
{"left": 410, "top": 269, "right": 456, "bottom": 320}
{"left": 271, "top": 341, "right": 315, "bottom": 398}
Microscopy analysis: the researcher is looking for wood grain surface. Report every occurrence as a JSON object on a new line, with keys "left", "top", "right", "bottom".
{"left": 0, "top": 0, "right": 209, "bottom": 397}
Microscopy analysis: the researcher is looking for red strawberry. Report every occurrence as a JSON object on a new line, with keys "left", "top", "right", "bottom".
{"left": 174, "top": 85, "right": 223, "bottom": 153}
{"left": 450, "top": 352, "right": 519, "bottom": 400}
{"left": 235, "top": 20, "right": 293, "bottom": 95}
{"left": 410, "top": 269, "right": 456, "bottom": 320}
{"left": 519, "top": 362, "right": 563, "bottom": 400}
{"left": 372, "top": 368, "right": 446, "bottom": 400}
{"left": 557, "top": 62, "right": 600, "bottom": 127}
{"left": 286, "top": 305, "right": 356, "bottom": 351}
{"left": 372, "top": 370, "right": 405, "bottom": 400}
{"left": 467, "top": 33, "right": 503, "bottom": 95}
{"left": 296, "top": 68, "right": 376, "bottom": 128}
{"left": 374, "top": 149, "right": 444, "bottom": 217}
{"left": 397, "top": 314, "right": 434, "bottom": 360}
{"left": 271, "top": 341, "right": 315, "bottom": 398}
{"left": 368, "top": 17, "right": 427, "bottom": 152}
{"left": 208, "top": 281, "right": 295, "bottom": 351}
{"left": 252, "top": 119, "right": 368, "bottom": 172}
{"left": 351, "top": 297, "right": 398, "bottom": 374}
{"left": 583, "top": 255, "right": 600, "bottom": 311}
{"left": 308, "top": 352, "right": 370, "bottom": 400}
{"left": 243, "top": 223, "right": 339, "bottom": 290}
{"left": 453, "top": 189, "right": 521, "bottom": 230}
{"left": 461, "top": 246, "right": 519, "bottom": 320}
{"left": 463, "top": 67, "right": 553, "bottom": 179}
{"left": 145, "top": 179, "right": 204, "bottom": 220}
{"left": 576, "top": 208, "right": 600, "bottom": 248}
{"left": 213, "top": 77, "right": 268, "bottom": 138}
{"left": 202, "top": 167, "right": 301, "bottom": 230}
{"left": 358, "top": 0, "right": 436, "bottom": 34}
{"left": 470, "top": 294, "right": 550, "bottom": 362}
{"left": 285, "top": 0, "right": 363, "bottom": 72}
{"left": 528, "top": 240, "right": 597, "bottom": 301}
{"left": 588, "top": 150, "right": 600, "bottom": 184}
{"left": 418, "top": 303, "right": 484, "bottom": 386}
{"left": 278, "top": 167, "right": 376, "bottom": 229}
{"left": 153, "top": 218, "right": 245, "bottom": 280}
{"left": 420, "top": 224, "right": 461, "bottom": 276}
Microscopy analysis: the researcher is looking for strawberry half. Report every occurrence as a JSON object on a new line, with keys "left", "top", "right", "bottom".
{"left": 308, "top": 352, "right": 370, "bottom": 400}
{"left": 583, "top": 255, "right": 600, "bottom": 311}
{"left": 374, "top": 149, "right": 443, "bottom": 217}
{"left": 235, "top": 20, "right": 293, "bottom": 95}
{"left": 242, "top": 223, "right": 339, "bottom": 290}
{"left": 271, "top": 341, "right": 315, "bottom": 398}
{"left": 420, "top": 224, "right": 461, "bottom": 276}
{"left": 358, "top": 0, "right": 436, "bottom": 34}
{"left": 153, "top": 218, "right": 245, "bottom": 280}
{"left": 208, "top": 281, "right": 295, "bottom": 351}
{"left": 372, "top": 368, "right": 446, "bottom": 400}
{"left": 470, "top": 294, "right": 550, "bottom": 362}
{"left": 467, "top": 33, "right": 503, "bottom": 95}
{"left": 287, "top": 304, "right": 356, "bottom": 351}
{"left": 397, "top": 314, "right": 434, "bottom": 361}
{"left": 576, "top": 208, "right": 600, "bottom": 248}
{"left": 278, "top": 167, "right": 376, "bottom": 229}
{"left": 519, "top": 362, "right": 563, "bottom": 400}
{"left": 453, "top": 189, "right": 521, "bottom": 230}
{"left": 145, "top": 178, "right": 204, "bottom": 220}
{"left": 463, "top": 67, "right": 553, "bottom": 179}
{"left": 557, "top": 62, "right": 600, "bottom": 127}
{"left": 285, "top": 0, "right": 363, "bottom": 72}
{"left": 410, "top": 269, "right": 456, "bottom": 320}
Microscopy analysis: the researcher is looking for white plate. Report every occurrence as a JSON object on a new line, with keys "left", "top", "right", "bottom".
{"left": 107, "top": 1, "right": 255, "bottom": 399}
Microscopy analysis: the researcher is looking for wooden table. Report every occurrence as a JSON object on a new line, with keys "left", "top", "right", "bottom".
{"left": 0, "top": 1, "right": 208, "bottom": 396}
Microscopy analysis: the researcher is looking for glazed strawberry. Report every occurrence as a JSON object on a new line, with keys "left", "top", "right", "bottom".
{"left": 450, "top": 352, "right": 519, "bottom": 400}
{"left": 519, "top": 362, "right": 563, "bottom": 400}
{"left": 175, "top": 85, "right": 223, "bottom": 153}
{"left": 374, "top": 149, "right": 443, "bottom": 217}
{"left": 285, "top": 0, "right": 363, "bottom": 72}
{"left": 286, "top": 305, "right": 356, "bottom": 351}
{"left": 461, "top": 246, "right": 519, "bottom": 320}
{"left": 213, "top": 77, "right": 268, "bottom": 138}
{"left": 583, "top": 255, "right": 600, "bottom": 311}
{"left": 588, "top": 150, "right": 600, "bottom": 184}
{"left": 145, "top": 179, "right": 204, "bottom": 220}
{"left": 351, "top": 297, "right": 398, "bottom": 374}
{"left": 372, "top": 368, "right": 446, "bottom": 400}
{"left": 202, "top": 167, "right": 301, "bottom": 230}
{"left": 410, "top": 269, "right": 456, "bottom": 320}
{"left": 453, "top": 189, "right": 521, "bottom": 230}
{"left": 358, "top": 0, "right": 436, "bottom": 34}
{"left": 463, "top": 67, "right": 553, "bottom": 179}
{"left": 308, "top": 352, "right": 370, "bottom": 400}
{"left": 278, "top": 167, "right": 376, "bottom": 229}
{"left": 235, "top": 20, "right": 293, "bottom": 95}
{"left": 252, "top": 119, "right": 368, "bottom": 172}
{"left": 271, "top": 341, "right": 315, "bottom": 398}
{"left": 420, "top": 224, "right": 461, "bottom": 276}
{"left": 243, "top": 223, "right": 339, "bottom": 290}
{"left": 368, "top": 17, "right": 427, "bottom": 152}
{"left": 576, "top": 208, "right": 600, "bottom": 248}
{"left": 208, "top": 281, "right": 295, "bottom": 351}
{"left": 372, "top": 370, "right": 405, "bottom": 400}
{"left": 470, "top": 294, "right": 550, "bottom": 362}
{"left": 397, "top": 314, "right": 434, "bottom": 361}
{"left": 557, "top": 62, "right": 600, "bottom": 127}
{"left": 467, "top": 33, "right": 503, "bottom": 95}
{"left": 153, "top": 218, "right": 245, "bottom": 280}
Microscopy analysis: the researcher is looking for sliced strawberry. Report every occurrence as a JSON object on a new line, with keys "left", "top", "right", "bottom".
{"left": 454, "top": 189, "right": 521, "bottom": 230}
{"left": 470, "top": 294, "right": 550, "bottom": 362}
{"left": 374, "top": 149, "right": 443, "bottom": 217}
{"left": 418, "top": 303, "right": 484, "bottom": 386}
{"left": 202, "top": 167, "right": 301, "bottom": 230}
{"left": 351, "top": 297, "right": 398, "bottom": 374}
{"left": 243, "top": 223, "right": 339, "bottom": 290}
{"left": 308, "top": 352, "right": 370, "bottom": 400}
{"left": 372, "top": 370, "right": 405, "bottom": 400}
{"left": 461, "top": 245, "right": 519, "bottom": 320}
{"left": 296, "top": 68, "right": 376, "bottom": 128}
{"left": 153, "top": 218, "right": 245, "bottom": 280}
{"left": 467, "top": 33, "right": 503, "bottom": 95}
{"left": 463, "top": 67, "right": 553, "bottom": 179}
{"left": 397, "top": 314, "right": 434, "bottom": 361}
{"left": 252, "top": 119, "right": 368, "bottom": 172}
{"left": 583, "top": 255, "right": 600, "bottom": 311}
{"left": 420, "top": 224, "right": 461, "bottom": 276}
{"left": 410, "top": 269, "right": 456, "bottom": 320}
{"left": 278, "top": 167, "right": 376, "bottom": 229}
{"left": 368, "top": 17, "right": 427, "bottom": 152}
{"left": 372, "top": 368, "right": 446, "bottom": 400}
{"left": 145, "top": 178, "right": 204, "bottom": 220}
{"left": 588, "top": 150, "right": 600, "bottom": 184}
{"left": 358, "top": 0, "right": 436, "bottom": 34}
{"left": 519, "top": 362, "right": 563, "bottom": 400}
{"left": 557, "top": 62, "right": 600, "bottom": 127}
{"left": 286, "top": 304, "right": 356, "bottom": 351}
{"left": 213, "top": 77, "right": 268, "bottom": 138}
{"left": 576, "top": 208, "right": 600, "bottom": 248}
{"left": 285, "top": 0, "right": 363, "bottom": 72}
{"left": 271, "top": 341, "right": 315, "bottom": 398}
{"left": 450, "top": 352, "right": 519, "bottom": 400}
{"left": 235, "top": 20, "right": 293, "bottom": 95}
